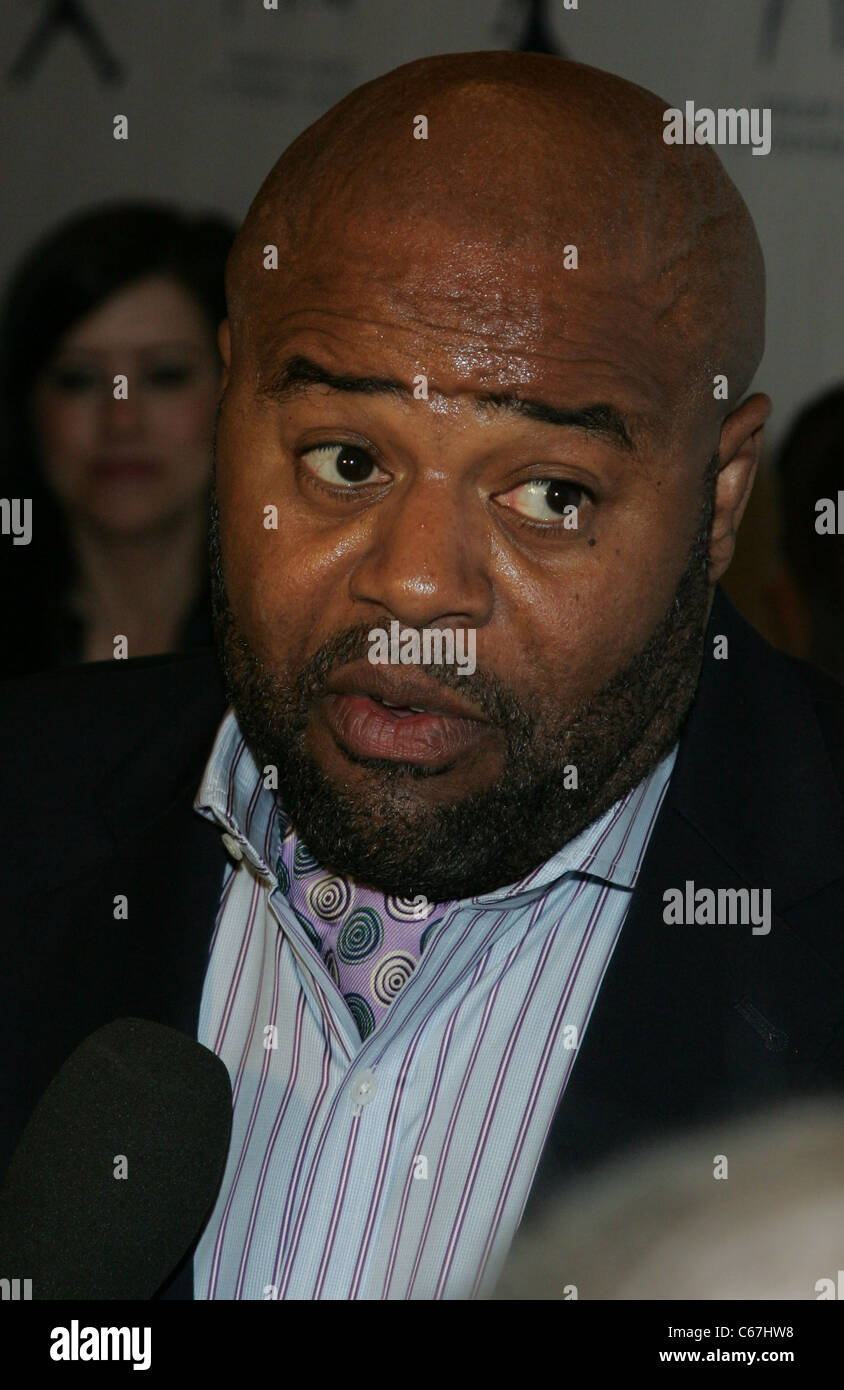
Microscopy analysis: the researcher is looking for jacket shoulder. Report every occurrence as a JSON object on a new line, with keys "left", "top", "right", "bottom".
{"left": 761, "top": 638, "right": 844, "bottom": 783}
{"left": 1, "top": 646, "right": 224, "bottom": 762}
{"left": 0, "top": 650, "right": 227, "bottom": 868}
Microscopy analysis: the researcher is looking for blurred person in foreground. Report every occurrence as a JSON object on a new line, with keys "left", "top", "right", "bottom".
{"left": 492, "top": 1098, "right": 844, "bottom": 1299}
{"left": 1, "top": 54, "right": 843, "bottom": 1301}
{"left": 0, "top": 202, "right": 234, "bottom": 677}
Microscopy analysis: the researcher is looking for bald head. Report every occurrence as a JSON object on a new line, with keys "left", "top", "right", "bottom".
{"left": 210, "top": 52, "right": 771, "bottom": 899}
{"left": 227, "top": 52, "right": 765, "bottom": 426}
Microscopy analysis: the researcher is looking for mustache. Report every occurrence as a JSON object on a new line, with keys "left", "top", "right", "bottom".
{"left": 291, "top": 620, "right": 532, "bottom": 734}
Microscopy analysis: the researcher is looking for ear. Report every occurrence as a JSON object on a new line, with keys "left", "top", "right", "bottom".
{"left": 708, "top": 392, "right": 772, "bottom": 584}
{"left": 217, "top": 319, "right": 231, "bottom": 391}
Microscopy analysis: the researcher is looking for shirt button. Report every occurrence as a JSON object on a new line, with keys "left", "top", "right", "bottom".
{"left": 221, "top": 832, "right": 243, "bottom": 861}
{"left": 350, "top": 1069, "right": 377, "bottom": 1107}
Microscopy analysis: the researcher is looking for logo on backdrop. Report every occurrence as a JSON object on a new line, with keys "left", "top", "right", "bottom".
{"left": 8, "top": 0, "right": 123, "bottom": 83}
{"left": 496, "top": 0, "right": 572, "bottom": 56}
{"left": 757, "top": 0, "right": 844, "bottom": 62}
{"left": 210, "top": 0, "right": 359, "bottom": 105}
{"left": 755, "top": 0, "right": 844, "bottom": 155}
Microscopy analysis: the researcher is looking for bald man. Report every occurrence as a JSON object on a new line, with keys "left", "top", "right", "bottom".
{"left": 2, "top": 53, "right": 843, "bottom": 1303}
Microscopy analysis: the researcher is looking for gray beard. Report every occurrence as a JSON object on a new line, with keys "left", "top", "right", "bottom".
{"left": 208, "top": 455, "right": 716, "bottom": 901}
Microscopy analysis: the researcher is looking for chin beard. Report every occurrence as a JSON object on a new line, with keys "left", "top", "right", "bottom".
{"left": 209, "top": 457, "right": 716, "bottom": 901}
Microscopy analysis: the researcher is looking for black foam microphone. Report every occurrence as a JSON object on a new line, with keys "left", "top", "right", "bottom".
{"left": 0, "top": 1018, "right": 233, "bottom": 1299}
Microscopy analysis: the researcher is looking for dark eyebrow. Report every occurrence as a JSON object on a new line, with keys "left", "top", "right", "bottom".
{"left": 478, "top": 393, "right": 634, "bottom": 451}
{"left": 261, "top": 353, "right": 635, "bottom": 451}
{"left": 262, "top": 354, "right": 411, "bottom": 402}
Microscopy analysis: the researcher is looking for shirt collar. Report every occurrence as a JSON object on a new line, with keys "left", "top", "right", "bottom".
{"left": 469, "top": 744, "right": 677, "bottom": 903}
{"left": 194, "top": 707, "right": 677, "bottom": 901}
{"left": 194, "top": 707, "right": 285, "bottom": 880}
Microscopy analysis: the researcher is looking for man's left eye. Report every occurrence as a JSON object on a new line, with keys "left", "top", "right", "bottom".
{"left": 300, "top": 443, "right": 386, "bottom": 487}
{"left": 497, "top": 478, "right": 590, "bottom": 523}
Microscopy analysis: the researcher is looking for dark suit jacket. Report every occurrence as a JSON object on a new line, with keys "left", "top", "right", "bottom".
{"left": 2, "top": 587, "right": 843, "bottom": 1299}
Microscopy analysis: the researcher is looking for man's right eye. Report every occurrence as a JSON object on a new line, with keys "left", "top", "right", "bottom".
{"left": 299, "top": 443, "right": 387, "bottom": 488}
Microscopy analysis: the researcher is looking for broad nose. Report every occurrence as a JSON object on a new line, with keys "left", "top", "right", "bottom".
{"left": 349, "top": 478, "right": 494, "bottom": 630}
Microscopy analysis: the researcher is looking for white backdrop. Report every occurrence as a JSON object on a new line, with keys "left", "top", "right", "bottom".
{"left": 2, "top": 0, "right": 842, "bottom": 446}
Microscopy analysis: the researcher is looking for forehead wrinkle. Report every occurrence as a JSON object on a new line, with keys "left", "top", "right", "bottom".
{"left": 251, "top": 340, "right": 668, "bottom": 446}
{"left": 244, "top": 206, "right": 697, "bottom": 412}
{"left": 229, "top": 54, "right": 764, "bottom": 426}
{"left": 252, "top": 344, "right": 659, "bottom": 461}
{"left": 251, "top": 302, "right": 669, "bottom": 399}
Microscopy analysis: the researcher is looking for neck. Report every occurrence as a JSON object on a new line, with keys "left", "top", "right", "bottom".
{"left": 69, "top": 503, "right": 208, "bottom": 661}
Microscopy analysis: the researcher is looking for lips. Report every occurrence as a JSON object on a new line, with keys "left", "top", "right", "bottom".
{"left": 326, "top": 661, "right": 484, "bottom": 721}
{"left": 321, "top": 660, "right": 488, "bottom": 766}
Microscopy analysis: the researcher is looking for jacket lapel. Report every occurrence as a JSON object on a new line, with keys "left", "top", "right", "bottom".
{"left": 522, "top": 589, "right": 844, "bottom": 1223}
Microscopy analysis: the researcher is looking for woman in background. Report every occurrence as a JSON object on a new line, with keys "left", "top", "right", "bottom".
{"left": 0, "top": 202, "right": 234, "bottom": 677}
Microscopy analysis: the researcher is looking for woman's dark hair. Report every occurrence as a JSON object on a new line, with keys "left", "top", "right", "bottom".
{"left": 0, "top": 201, "right": 235, "bottom": 673}
{"left": 0, "top": 200, "right": 234, "bottom": 486}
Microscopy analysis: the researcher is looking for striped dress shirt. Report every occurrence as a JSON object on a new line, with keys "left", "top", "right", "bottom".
{"left": 191, "top": 707, "right": 677, "bottom": 1299}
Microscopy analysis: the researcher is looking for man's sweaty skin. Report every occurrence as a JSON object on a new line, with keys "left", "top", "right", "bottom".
{"left": 208, "top": 52, "right": 770, "bottom": 900}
